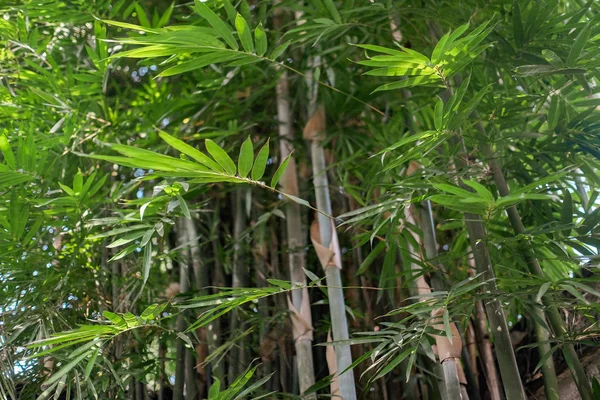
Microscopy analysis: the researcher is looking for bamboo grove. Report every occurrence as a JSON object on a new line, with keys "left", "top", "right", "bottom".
{"left": 1, "top": 0, "right": 600, "bottom": 399}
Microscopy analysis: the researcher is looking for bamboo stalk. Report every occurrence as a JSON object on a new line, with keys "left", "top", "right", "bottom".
{"left": 208, "top": 203, "right": 225, "bottom": 385}
{"left": 174, "top": 217, "right": 192, "bottom": 400}
{"left": 273, "top": 12, "right": 317, "bottom": 389}
{"left": 434, "top": 83, "right": 528, "bottom": 399}
{"left": 403, "top": 204, "right": 465, "bottom": 399}
{"left": 228, "top": 189, "right": 248, "bottom": 382}
{"left": 305, "top": 103, "right": 357, "bottom": 399}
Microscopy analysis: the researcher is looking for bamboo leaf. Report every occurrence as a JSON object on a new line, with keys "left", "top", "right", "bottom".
{"left": 235, "top": 13, "right": 254, "bottom": 53}
{"left": 567, "top": 23, "right": 591, "bottom": 66}
{"left": 322, "top": 0, "right": 342, "bottom": 24}
{"left": 177, "top": 193, "right": 191, "bottom": 219}
{"left": 205, "top": 139, "right": 237, "bottom": 175}
{"left": 254, "top": 23, "right": 267, "bottom": 56}
{"left": 443, "top": 310, "right": 453, "bottom": 344}
{"left": 237, "top": 137, "right": 254, "bottom": 178}
{"left": 373, "top": 75, "right": 442, "bottom": 93}
{"left": 461, "top": 179, "right": 494, "bottom": 202}
{"left": 373, "top": 347, "right": 413, "bottom": 380}
{"left": 269, "top": 41, "right": 290, "bottom": 60}
{"left": 512, "top": 0, "right": 524, "bottom": 48}
{"left": 85, "top": 349, "right": 99, "bottom": 379}
{"left": 251, "top": 139, "right": 269, "bottom": 181}
{"left": 270, "top": 152, "right": 292, "bottom": 188}
{"left": 193, "top": 0, "right": 239, "bottom": 50}
{"left": 45, "top": 350, "right": 91, "bottom": 386}
{"left": 433, "top": 97, "right": 443, "bottom": 131}
{"left": 158, "top": 131, "right": 223, "bottom": 172}
{"left": 542, "top": 49, "right": 563, "bottom": 68}
{"left": 142, "top": 242, "right": 152, "bottom": 287}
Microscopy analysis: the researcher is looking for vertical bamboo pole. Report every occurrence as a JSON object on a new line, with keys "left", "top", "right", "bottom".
{"left": 305, "top": 102, "right": 357, "bottom": 399}
{"left": 228, "top": 189, "right": 248, "bottom": 382}
{"left": 403, "top": 203, "right": 465, "bottom": 400}
{"left": 174, "top": 217, "right": 192, "bottom": 400}
{"left": 273, "top": 5, "right": 317, "bottom": 391}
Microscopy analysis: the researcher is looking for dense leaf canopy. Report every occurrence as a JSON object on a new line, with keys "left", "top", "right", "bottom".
{"left": 1, "top": 0, "right": 600, "bottom": 399}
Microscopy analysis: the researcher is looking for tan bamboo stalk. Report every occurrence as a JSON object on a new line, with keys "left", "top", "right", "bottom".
{"left": 273, "top": 6, "right": 317, "bottom": 391}
{"left": 461, "top": 251, "right": 503, "bottom": 400}
{"left": 304, "top": 104, "right": 357, "bottom": 400}
{"left": 403, "top": 204, "right": 465, "bottom": 400}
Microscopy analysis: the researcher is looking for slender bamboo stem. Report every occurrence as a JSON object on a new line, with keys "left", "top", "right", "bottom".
{"left": 486, "top": 148, "right": 589, "bottom": 400}
{"left": 174, "top": 217, "right": 192, "bottom": 400}
{"left": 311, "top": 141, "right": 356, "bottom": 399}
{"left": 228, "top": 189, "right": 248, "bottom": 382}
{"left": 274, "top": 14, "right": 316, "bottom": 389}
{"left": 435, "top": 81, "right": 528, "bottom": 398}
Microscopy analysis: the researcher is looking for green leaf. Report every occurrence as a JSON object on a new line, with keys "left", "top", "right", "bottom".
{"left": 357, "top": 241, "right": 386, "bottom": 275}
{"left": 432, "top": 183, "right": 474, "bottom": 198}
{"left": 536, "top": 282, "right": 552, "bottom": 302}
{"left": 461, "top": 179, "right": 494, "bottom": 202}
{"left": 254, "top": 23, "right": 267, "bottom": 56}
{"left": 123, "top": 312, "right": 138, "bottom": 328}
{"left": 270, "top": 152, "right": 292, "bottom": 188}
{"left": 373, "top": 75, "right": 442, "bottom": 93}
{"left": 514, "top": 65, "right": 586, "bottom": 77}
{"left": 433, "top": 97, "right": 443, "bottom": 131}
{"left": 561, "top": 190, "right": 573, "bottom": 228}
{"left": 547, "top": 95, "right": 561, "bottom": 130}
{"left": 235, "top": 13, "right": 254, "bottom": 53}
{"left": 237, "top": 137, "right": 254, "bottom": 178}
{"left": 158, "top": 130, "right": 223, "bottom": 172}
{"left": 73, "top": 171, "right": 83, "bottom": 194}
{"left": 177, "top": 332, "right": 194, "bottom": 349}
{"left": 512, "top": 0, "right": 524, "bottom": 48}
{"left": 267, "top": 279, "right": 292, "bottom": 290}
{"left": 0, "top": 134, "right": 15, "bottom": 170}
{"left": 542, "top": 49, "right": 563, "bottom": 68}
{"left": 142, "top": 242, "right": 152, "bottom": 287}
{"left": 102, "top": 311, "right": 127, "bottom": 330}
{"left": 223, "top": 0, "right": 237, "bottom": 24}
{"left": 193, "top": 0, "right": 239, "bottom": 50}
{"left": 140, "top": 304, "right": 160, "bottom": 321}
{"left": 177, "top": 193, "right": 191, "bottom": 219}
{"left": 85, "top": 349, "right": 99, "bottom": 379}
{"left": 443, "top": 310, "right": 453, "bottom": 344}
{"left": 45, "top": 350, "right": 91, "bottom": 386}
{"left": 59, "top": 183, "right": 76, "bottom": 197}
{"left": 269, "top": 41, "right": 290, "bottom": 60}
{"left": 374, "top": 347, "right": 413, "bottom": 380}
{"left": 209, "top": 377, "right": 221, "bottom": 398}
{"left": 251, "top": 139, "right": 269, "bottom": 181}
{"left": 567, "top": 24, "right": 591, "bottom": 66}
{"left": 322, "top": 0, "right": 342, "bottom": 24}
{"left": 158, "top": 52, "right": 248, "bottom": 77}
{"left": 205, "top": 139, "right": 237, "bottom": 175}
